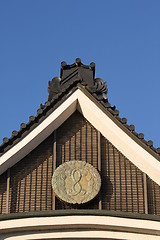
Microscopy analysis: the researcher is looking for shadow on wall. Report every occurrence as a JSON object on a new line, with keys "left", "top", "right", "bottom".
{"left": 101, "top": 176, "right": 113, "bottom": 202}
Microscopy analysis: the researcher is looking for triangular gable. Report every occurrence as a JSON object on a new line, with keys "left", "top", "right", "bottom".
{"left": 3, "top": 111, "right": 147, "bottom": 214}
{"left": 0, "top": 86, "right": 160, "bottom": 185}
{"left": 0, "top": 59, "right": 160, "bottom": 186}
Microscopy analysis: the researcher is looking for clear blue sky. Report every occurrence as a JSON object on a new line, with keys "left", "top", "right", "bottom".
{"left": 0, "top": 1, "right": 160, "bottom": 147}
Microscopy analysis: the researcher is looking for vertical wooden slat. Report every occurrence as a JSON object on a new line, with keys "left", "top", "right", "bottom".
{"left": 118, "top": 152, "right": 122, "bottom": 211}
{"left": 129, "top": 164, "right": 133, "bottom": 212}
{"left": 121, "top": 155, "right": 128, "bottom": 212}
{"left": 6, "top": 168, "right": 10, "bottom": 214}
{"left": 135, "top": 168, "right": 139, "bottom": 213}
{"left": 113, "top": 147, "right": 116, "bottom": 210}
{"left": 52, "top": 130, "right": 56, "bottom": 210}
{"left": 143, "top": 173, "right": 148, "bottom": 214}
{"left": 98, "top": 131, "right": 102, "bottom": 210}
{"left": 115, "top": 149, "right": 120, "bottom": 211}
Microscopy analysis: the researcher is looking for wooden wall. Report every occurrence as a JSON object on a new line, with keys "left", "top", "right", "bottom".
{"left": 0, "top": 111, "right": 160, "bottom": 215}
{"left": 0, "top": 172, "right": 7, "bottom": 214}
{"left": 147, "top": 176, "right": 160, "bottom": 215}
{"left": 9, "top": 133, "right": 54, "bottom": 213}
{"left": 56, "top": 111, "right": 99, "bottom": 210}
{"left": 101, "top": 137, "right": 145, "bottom": 213}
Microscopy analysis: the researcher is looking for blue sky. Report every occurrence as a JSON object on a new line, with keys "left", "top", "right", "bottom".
{"left": 0, "top": 1, "right": 160, "bottom": 148}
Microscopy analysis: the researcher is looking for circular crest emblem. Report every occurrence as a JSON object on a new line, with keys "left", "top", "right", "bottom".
{"left": 52, "top": 160, "right": 101, "bottom": 204}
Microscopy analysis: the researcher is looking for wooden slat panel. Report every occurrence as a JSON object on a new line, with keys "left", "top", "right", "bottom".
{"left": 9, "top": 133, "right": 53, "bottom": 213}
{"left": 56, "top": 111, "right": 98, "bottom": 210}
{"left": 147, "top": 176, "right": 160, "bottom": 215}
{"left": 30, "top": 168, "right": 36, "bottom": 212}
{"left": 1, "top": 110, "right": 159, "bottom": 215}
{"left": 98, "top": 132, "right": 102, "bottom": 210}
{"left": 41, "top": 158, "right": 47, "bottom": 210}
{"left": 101, "top": 136, "right": 145, "bottom": 214}
{"left": 125, "top": 159, "right": 132, "bottom": 212}
{"left": 109, "top": 143, "right": 115, "bottom": 210}
{"left": 136, "top": 169, "right": 144, "bottom": 213}
{"left": 131, "top": 165, "right": 138, "bottom": 213}
{"left": 6, "top": 168, "right": 10, "bottom": 213}
{"left": 101, "top": 138, "right": 110, "bottom": 210}
{"left": 52, "top": 131, "right": 56, "bottom": 210}
{"left": 114, "top": 149, "right": 120, "bottom": 211}
{"left": 119, "top": 154, "right": 127, "bottom": 212}
{"left": 143, "top": 173, "right": 148, "bottom": 214}
{"left": 0, "top": 171, "right": 7, "bottom": 214}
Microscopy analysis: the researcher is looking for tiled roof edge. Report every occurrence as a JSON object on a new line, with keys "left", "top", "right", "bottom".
{"left": 0, "top": 77, "right": 82, "bottom": 155}
{"left": 87, "top": 85, "right": 160, "bottom": 155}
{"left": 1, "top": 59, "right": 160, "bottom": 158}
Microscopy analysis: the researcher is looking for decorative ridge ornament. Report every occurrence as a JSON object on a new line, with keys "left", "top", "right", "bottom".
{"left": 60, "top": 58, "right": 95, "bottom": 78}
{"left": 48, "top": 58, "right": 107, "bottom": 101}
{"left": 52, "top": 160, "right": 101, "bottom": 205}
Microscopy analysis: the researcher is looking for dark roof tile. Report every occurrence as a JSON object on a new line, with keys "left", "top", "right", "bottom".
{"left": 12, "top": 131, "right": 18, "bottom": 137}
{"left": 20, "top": 123, "right": 27, "bottom": 129}
{"left": 100, "top": 101, "right": 111, "bottom": 108}
{"left": 113, "top": 109, "right": 119, "bottom": 116}
{"left": 151, "top": 146, "right": 156, "bottom": 152}
{"left": 37, "top": 109, "right": 43, "bottom": 115}
{"left": 3, "top": 138, "right": 9, "bottom": 144}
{"left": 156, "top": 148, "right": 160, "bottom": 154}
{"left": 29, "top": 116, "right": 36, "bottom": 122}
{"left": 138, "top": 133, "right": 144, "bottom": 139}
{"left": 45, "top": 101, "right": 51, "bottom": 107}
{"left": 127, "top": 124, "right": 135, "bottom": 131}
{"left": 147, "top": 140, "right": 153, "bottom": 147}
{"left": 121, "top": 118, "right": 127, "bottom": 124}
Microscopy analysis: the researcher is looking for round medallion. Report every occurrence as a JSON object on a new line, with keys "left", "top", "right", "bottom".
{"left": 52, "top": 160, "right": 101, "bottom": 204}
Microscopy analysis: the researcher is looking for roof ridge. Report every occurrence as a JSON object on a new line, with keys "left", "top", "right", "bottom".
{"left": 60, "top": 58, "right": 95, "bottom": 78}
{"left": 1, "top": 59, "right": 160, "bottom": 158}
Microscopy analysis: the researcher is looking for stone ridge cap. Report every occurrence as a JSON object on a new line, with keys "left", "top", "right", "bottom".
{"left": 60, "top": 57, "right": 95, "bottom": 78}
{"left": 0, "top": 59, "right": 160, "bottom": 159}
{"left": 0, "top": 209, "right": 160, "bottom": 222}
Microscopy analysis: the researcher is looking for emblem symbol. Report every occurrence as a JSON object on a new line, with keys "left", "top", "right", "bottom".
{"left": 52, "top": 161, "right": 101, "bottom": 204}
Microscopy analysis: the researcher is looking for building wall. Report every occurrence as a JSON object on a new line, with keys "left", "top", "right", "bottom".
{"left": 147, "top": 176, "right": 160, "bottom": 215}
{"left": 0, "top": 171, "right": 7, "bottom": 214}
{"left": 0, "top": 111, "right": 160, "bottom": 214}
{"left": 101, "top": 137, "right": 145, "bottom": 213}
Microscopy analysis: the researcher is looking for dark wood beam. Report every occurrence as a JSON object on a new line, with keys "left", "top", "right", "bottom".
{"left": 98, "top": 131, "right": 102, "bottom": 210}
{"left": 52, "top": 130, "right": 56, "bottom": 210}
{"left": 143, "top": 173, "right": 148, "bottom": 214}
{"left": 6, "top": 168, "right": 10, "bottom": 214}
